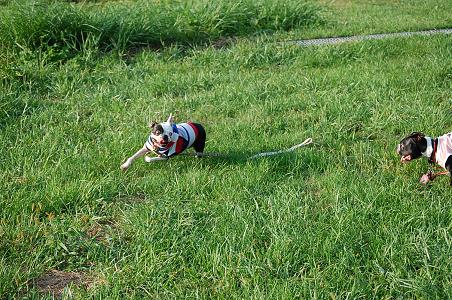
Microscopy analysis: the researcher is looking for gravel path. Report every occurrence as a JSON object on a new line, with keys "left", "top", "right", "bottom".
{"left": 293, "top": 28, "right": 452, "bottom": 46}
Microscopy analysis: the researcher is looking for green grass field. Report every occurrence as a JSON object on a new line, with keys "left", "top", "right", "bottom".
{"left": 283, "top": 0, "right": 452, "bottom": 39}
{"left": 1, "top": 0, "right": 451, "bottom": 299}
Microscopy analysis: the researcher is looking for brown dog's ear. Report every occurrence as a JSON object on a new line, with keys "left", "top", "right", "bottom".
{"left": 409, "top": 132, "right": 425, "bottom": 141}
{"left": 148, "top": 122, "right": 157, "bottom": 129}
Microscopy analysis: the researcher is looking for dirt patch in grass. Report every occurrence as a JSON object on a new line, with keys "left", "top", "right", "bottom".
{"left": 212, "top": 37, "right": 237, "bottom": 49}
{"left": 33, "top": 270, "right": 91, "bottom": 298}
{"left": 86, "top": 218, "right": 118, "bottom": 243}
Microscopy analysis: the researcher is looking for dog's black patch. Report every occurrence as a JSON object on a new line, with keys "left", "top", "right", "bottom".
{"left": 151, "top": 124, "right": 164, "bottom": 136}
{"left": 445, "top": 156, "right": 452, "bottom": 186}
{"left": 397, "top": 132, "right": 427, "bottom": 160}
{"left": 162, "top": 134, "right": 169, "bottom": 143}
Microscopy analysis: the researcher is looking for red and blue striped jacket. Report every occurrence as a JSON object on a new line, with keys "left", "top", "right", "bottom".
{"left": 145, "top": 122, "right": 200, "bottom": 157}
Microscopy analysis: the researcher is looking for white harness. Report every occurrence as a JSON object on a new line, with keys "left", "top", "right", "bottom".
{"left": 422, "top": 134, "right": 452, "bottom": 168}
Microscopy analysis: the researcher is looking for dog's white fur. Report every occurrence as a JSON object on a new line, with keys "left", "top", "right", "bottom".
{"left": 120, "top": 115, "right": 174, "bottom": 171}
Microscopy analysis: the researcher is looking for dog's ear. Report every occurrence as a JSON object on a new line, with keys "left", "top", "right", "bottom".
{"left": 167, "top": 114, "right": 174, "bottom": 124}
{"left": 148, "top": 122, "right": 157, "bottom": 129}
{"left": 409, "top": 132, "right": 425, "bottom": 142}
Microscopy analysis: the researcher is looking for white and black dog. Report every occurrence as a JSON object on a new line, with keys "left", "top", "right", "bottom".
{"left": 397, "top": 132, "right": 452, "bottom": 185}
{"left": 120, "top": 115, "right": 206, "bottom": 171}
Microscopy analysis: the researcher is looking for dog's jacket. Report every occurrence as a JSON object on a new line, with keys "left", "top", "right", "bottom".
{"left": 435, "top": 133, "right": 452, "bottom": 168}
{"left": 145, "top": 122, "right": 200, "bottom": 157}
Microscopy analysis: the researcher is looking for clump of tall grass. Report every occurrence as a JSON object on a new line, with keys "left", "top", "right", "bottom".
{"left": 0, "top": 0, "right": 323, "bottom": 57}
{"left": 0, "top": 1, "right": 99, "bottom": 56}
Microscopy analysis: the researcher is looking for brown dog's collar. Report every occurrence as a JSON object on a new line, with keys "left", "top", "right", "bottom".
{"left": 429, "top": 138, "right": 438, "bottom": 164}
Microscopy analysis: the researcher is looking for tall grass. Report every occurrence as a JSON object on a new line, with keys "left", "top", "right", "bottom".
{"left": 0, "top": 0, "right": 322, "bottom": 123}
{"left": 0, "top": 0, "right": 322, "bottom": 55}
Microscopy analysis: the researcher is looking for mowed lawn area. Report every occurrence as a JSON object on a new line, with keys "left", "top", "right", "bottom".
{"left": 0, "top": 0, "right": 451, "bottom": 298}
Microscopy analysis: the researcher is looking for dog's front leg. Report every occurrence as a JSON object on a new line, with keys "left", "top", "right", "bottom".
{"left": 144, "top": 156, "right": 168, "bottom": 163}
{"left": 120, "top": 146, "right": 149, "bottom": 171}
{"left": 446, "top": 157, "right": 452, "bottom": 186}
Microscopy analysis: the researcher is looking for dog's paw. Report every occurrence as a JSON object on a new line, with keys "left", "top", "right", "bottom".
{"left": 144, "top": 156, "right": 152, "bottom": 163}
{"left": 120, "top": 162, "right": 130, "bottom": 171}
{"left": 419, "top": 173, "right": 431, "bottom": 185}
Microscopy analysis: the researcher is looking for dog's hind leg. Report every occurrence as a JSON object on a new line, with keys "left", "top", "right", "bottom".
{"left": 190, "top": 123, "right": 206, "bottom": 157}
{"left": 445, "top": 156, "right": 452, "bottom": 186}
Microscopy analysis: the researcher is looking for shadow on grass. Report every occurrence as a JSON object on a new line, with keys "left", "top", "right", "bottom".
{"left": 141, "top": 144, "right": 328, "bottom": 181}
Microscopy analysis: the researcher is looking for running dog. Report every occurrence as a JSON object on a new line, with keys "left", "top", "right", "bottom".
{"left": 120, "top": 115, "right": 206, "bottom": 171}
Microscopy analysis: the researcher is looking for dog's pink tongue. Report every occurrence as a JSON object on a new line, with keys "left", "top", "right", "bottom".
{"left": 400, "top": 155, "right": 410, "bottom": 163}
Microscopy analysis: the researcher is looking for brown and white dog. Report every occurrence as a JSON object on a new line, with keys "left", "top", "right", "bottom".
{"left": 397, "top": 132, "right": 452, "bottom": 185}
{"left": 120, "top": 115, "right": 206, "bottom": 171}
